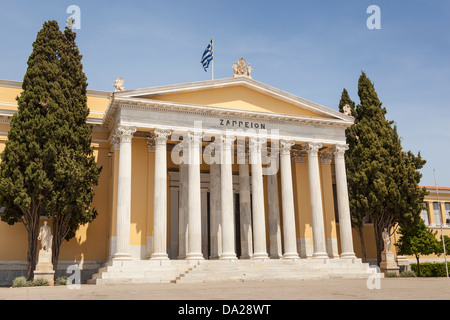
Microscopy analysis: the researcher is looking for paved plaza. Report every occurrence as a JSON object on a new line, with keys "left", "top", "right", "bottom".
{"left": 1, "top": 278, "right": 449, "bottom": 300}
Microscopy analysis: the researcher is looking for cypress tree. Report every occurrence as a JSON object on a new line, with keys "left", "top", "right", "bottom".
{"left": 0, "top": 20, "right": 102, "bottom": 280}
{"left": 0, "top": 21, "right": 66, "bottom": 280}
{"left": 46, "top": 26, "right": 102, "bottom": 274}
{"left": 343, "top": 72, "right": 427, "bottom": 265}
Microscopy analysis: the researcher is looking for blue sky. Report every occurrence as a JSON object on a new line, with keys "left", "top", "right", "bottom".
{"left": 1, "top": 0, "right": 449, "bottom": 187}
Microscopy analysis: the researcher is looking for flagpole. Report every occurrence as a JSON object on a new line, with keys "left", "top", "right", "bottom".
{"left": 211, "top": 36, "right": 214, "bottom": 80}
{"left": 434, "top": 168, "right": 449, "bottom": 278}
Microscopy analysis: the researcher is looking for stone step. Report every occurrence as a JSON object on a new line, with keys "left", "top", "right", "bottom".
{"left": 88, "top": 258, "right": 374, "bottom": 285}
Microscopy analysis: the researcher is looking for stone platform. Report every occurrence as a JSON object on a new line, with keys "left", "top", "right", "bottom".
{"left": 88, "top": 258, "right": 373, "bottom": 285}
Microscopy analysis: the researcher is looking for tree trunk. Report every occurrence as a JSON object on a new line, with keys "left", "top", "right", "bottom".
{"left": 25, "top": 204, "right": 41, "bottom": 281}
{"left": 416, "top": 255, "right": 421, "bottom": 277}
{"left": 51, "top": 215, "right": 71, "bottom": 279}
{"left": 357, "top": 227, "right": 367, "bottom": 263}
{"left": 373, "top": 208, "right": 396, "bottom": 266}
{"left": 26, "top": 220, "right": 39, "bottom": 281}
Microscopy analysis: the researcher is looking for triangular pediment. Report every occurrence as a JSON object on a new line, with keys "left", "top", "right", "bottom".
{"left": 116, "top": 77, "right": 351, "bottom": 122}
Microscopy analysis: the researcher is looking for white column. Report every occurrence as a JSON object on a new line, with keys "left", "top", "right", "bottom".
{"left": 177, "top": 162, "right": 188, "bottom": 259}
{"left": 330, "top": 144, "right": 356, "bottom": 259}
{"left": 201, "top": 188, "right": 209, "bottom": 258}
{"left": 250, "top": 136, "right": 269, "bottom": 259}
{"left": 151, "top": 129, "right": 171, "bottom": 260}
{"left": 209, "top": 161, "right": 222, "bottom": 259}
{"left": 238, "top": 143, "right": 253, "bottom": 259}
{"left": 186, "top": 131, "right": 204, "bottom": 260}
{"left": 112, "top": 126, "right": 136, "bottom": 260}
{"left": 304, "top": 142, "right": 328, "bottom": 259}
{"left": 267, "top": 173, "right": 282, "bottom": 259}
{"left": 280, "top": 140, "right": 299, "bottom": 259}
{"left": 220, "top": 134, "right": 237, "bottom": 260}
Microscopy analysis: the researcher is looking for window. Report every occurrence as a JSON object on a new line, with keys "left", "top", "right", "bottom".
{"left": 445, "top": 203, "right": 450, "bottom": 225}
{"left": 433, "top": 202, "right": 441, "bottom": 226}
{"left": 421, "top": 203, "right": 429, "bottom": 226}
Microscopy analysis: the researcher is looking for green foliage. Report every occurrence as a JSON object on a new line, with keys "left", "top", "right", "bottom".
{"left": 55, "top": 276, "right": 67, "bottom": 286}
{"left": 399, "top": 270, "right": 417, "bottom": 277}
{"left": 439, "top": 235, "right": 450, "bottom": 255}
{"left": 12, "top": 276, "right": 30, "bottom": 287}
{"left": 384, "top": 272, "right": 398, "bottom": 278}
{"left": 410, "top": 263, "right": 449, "bottom": 277}
{"left": 396, "top": 219, "right": 441, "bottom": 258}
{"left": 0, "top": 20, "right": 101, "bottom": 279}
{"left": 12, "top": 276, "right": 50, "bottom": 287}
{"left": 341, "top": 72, "right": 427, "bottom": 264}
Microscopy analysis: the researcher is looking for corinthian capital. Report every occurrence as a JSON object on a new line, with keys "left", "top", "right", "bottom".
{"left": 329, "top": 144, "right": 349, "bottom": 159}
{"left": 154, "top": 129, "right": 172, "bottom": 146}
{"left": 115, "top": 126, "right": 137, "bottom": 143}
{"left": 249, "top": 136, "right": 266, "bottom": 154}
{"left": 220, "top": 134, "right": 236, "bottom": 150}
{"left": 186, "top": 131, "right": 204, "bottom": 149}
{"left": 302, "top": 142, "right": 322, "bottom": 157}
{"left": 280, "top": 140, "right": 295, "bottom": 156}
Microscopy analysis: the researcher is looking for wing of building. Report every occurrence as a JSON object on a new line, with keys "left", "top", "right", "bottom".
{"left": 1, "top": 66, "right": 446, "bottom": 285}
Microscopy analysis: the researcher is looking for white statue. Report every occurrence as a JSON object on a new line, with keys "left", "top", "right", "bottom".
{"left": 342, "top": 104, "right": 352, "bottom": 116}
{"left": 38, "top": 221, "right": 53, "bottom": 252}
{"left": 233, "top": 57, "right": 252, "bottom": 78}
{"left": 382, "top": 228, "right": 391, "bottom": 253}
{"left": 247, "top": 63, "right": 253, "bottom": 78}
{"left": 113, "top": 77, "right": 125, "bottom": 92}
{"left": 232, "top": 62, "right": 238, "bottom": 76}
{"left": 66, "top": 17, "right": 75, "bottom": 30}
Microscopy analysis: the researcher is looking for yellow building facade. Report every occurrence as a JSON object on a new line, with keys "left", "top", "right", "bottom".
{"left": 0, "top": 65, "right": 444, "bottom": 284}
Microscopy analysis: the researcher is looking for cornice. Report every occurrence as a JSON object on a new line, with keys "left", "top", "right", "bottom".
{"left": 105, "top": 96, "right": 353, "bottom": 131}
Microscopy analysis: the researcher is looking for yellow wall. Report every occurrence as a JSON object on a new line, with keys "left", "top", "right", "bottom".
{"left": 0, "top": 84, "right": 112, "bottom": 262}
{"left": 0, "top": 84, "right": 110, "bottom": 119}
{"left": 292, "top": 159, "right": 313, "bottom": 241}
{"left": 0, "top": 131, "right": 111, "bottom": 262}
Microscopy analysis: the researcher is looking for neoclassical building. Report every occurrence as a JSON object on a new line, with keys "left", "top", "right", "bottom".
{"left": 0, "top": 60, "right": 375, "bottom": 284}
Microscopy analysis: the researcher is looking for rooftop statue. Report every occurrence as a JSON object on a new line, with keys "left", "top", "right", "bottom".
{"left": 113, "top": 77, "right": 125, "bottom": 92}
{"left": 233, "top": 58, "right": 253, "bottom": 78}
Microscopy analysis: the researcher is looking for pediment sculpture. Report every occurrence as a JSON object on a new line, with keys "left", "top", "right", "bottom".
{"left": 233, "top": 58, "right": 253, "bottom": 78}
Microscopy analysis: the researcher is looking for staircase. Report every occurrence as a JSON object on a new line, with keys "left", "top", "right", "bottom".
{"left": 173, "top": 258, "right": 371, "bottom": 283}
{"left": 88, "top": 258, "right": 373, "bottom": 285}
{"left": 87, "top": 260, "right": 200, "bottom": 285}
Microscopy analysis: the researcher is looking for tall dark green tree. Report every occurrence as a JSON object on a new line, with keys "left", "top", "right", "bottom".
{"left": 0, "top": 21, "right": 66, "bottom": 280}
{"left": 343, "top": 72, "right": 427, "bottom": 265}
{"left": 0, "top": 20, "right": 101, "bottom": 280}
{"left": 46, "top": 26, "right": 101, "bottom": 274}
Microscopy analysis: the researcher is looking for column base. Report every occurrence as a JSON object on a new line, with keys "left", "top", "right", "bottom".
{"left": 340, "top": 252, "right": 357, "bottom": 259}
{"left": 111, "top": 253, "right": 132, "bottom": 261}
{"left": 150, "top": 253, "right": 169, "bottom": 260}
{"left": 283, "top": 253, "right": 300, "bottom": 260}
{"left": 186, "top": 253, "right": 205, "bottom": 260}
{"left": 252, "top": 252, "right": 269, "bottom": 260}
{"left": 312, "top": 252, "right": 329, "bottom": 259}
{"left": 219, "top": 252, "right": 238, "bottom": 260}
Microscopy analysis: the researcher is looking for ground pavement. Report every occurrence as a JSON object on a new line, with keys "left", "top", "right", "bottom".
{"left": 1, "top": 278, "right": 449, "bottom": 300}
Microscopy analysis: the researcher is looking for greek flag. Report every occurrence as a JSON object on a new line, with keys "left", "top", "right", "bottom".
{"left": 201, "top": 39, "right": 213, "bottom": 72}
